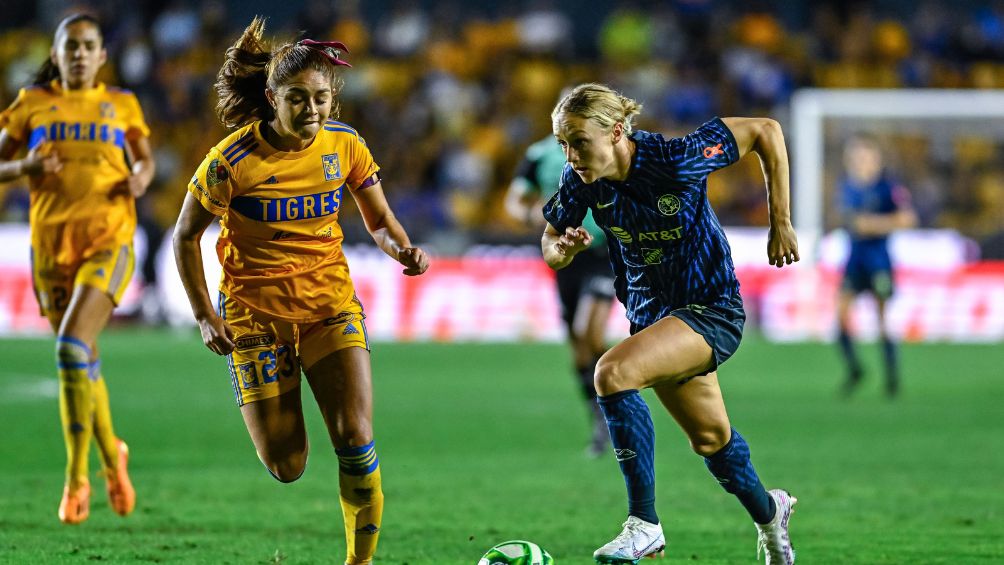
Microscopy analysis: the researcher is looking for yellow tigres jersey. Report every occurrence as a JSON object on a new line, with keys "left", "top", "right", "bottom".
{"left": 0, "top": 81, "right": 150, "bottom": 241}
{"left": 188, "top": 119, "right": 380, "bottom": 323}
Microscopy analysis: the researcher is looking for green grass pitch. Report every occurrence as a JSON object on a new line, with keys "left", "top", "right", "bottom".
{"left": 2, "top": 328, "right": 1003, "bottom": 564}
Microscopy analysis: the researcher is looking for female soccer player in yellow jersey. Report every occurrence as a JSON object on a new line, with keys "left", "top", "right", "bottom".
{"left": 0, "top": 14, "right": 153, "bottom": 525}
{"left": 173, "top": 17, "right": 428, "bottom": 565}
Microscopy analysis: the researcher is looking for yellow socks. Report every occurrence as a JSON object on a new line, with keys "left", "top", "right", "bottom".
{"left": 336, "top": 441, "right": 384, "bottom": 565}
{"left": 89, "top": 366, "right": 120, "bottom": 470}
{"left": 56, "top": 337, "right": 94, "bottom": 485}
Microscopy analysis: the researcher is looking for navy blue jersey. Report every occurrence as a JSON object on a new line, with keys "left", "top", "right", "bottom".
{"left": 543, "top": 118, "right": 742, "bottom": 328}
{"left": 841, "top": 174, "right": 908, "bottom": 269}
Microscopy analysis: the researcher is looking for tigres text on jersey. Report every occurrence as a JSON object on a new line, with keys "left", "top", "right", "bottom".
{"left": 188, "top": 119, "right": 380, "bottom": 323}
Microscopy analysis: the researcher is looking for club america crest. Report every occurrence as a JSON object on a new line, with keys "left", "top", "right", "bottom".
{"left": 657, "top": 194, "right": 681, "bottom": 216}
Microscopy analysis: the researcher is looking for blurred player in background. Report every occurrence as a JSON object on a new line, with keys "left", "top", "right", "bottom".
{"left": 505, "top": 120, "right": 613, "bottom": 458}
{"left": 173, "top": 17, "right": 428, "bottom": 565}
{"left": 0, "top": 13, "right": 153, "bottom": 525}
{"left": 837, "top": 134, "right": 917, "bottom": 398}
{"left": 543, "top": 84, "right": 799, "bottom": 564}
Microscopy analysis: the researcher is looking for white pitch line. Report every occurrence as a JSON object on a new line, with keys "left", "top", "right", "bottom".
{"left": 5, "top": 376, "right": 59, "bottom": 403}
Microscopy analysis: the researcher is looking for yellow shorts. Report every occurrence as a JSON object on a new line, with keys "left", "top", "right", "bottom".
{"left": 31, "top": 243, "right": 134, "bottom": 321}
{"left": 218, "top": 292, "right": 370, "bottom": 406}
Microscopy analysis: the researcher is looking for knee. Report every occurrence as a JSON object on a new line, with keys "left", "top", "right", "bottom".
{"left": 338, "top": 433, "right": 374, "bottom": 451}
{"left": 260, "top": 449, "right": 308, "bottom": 483}
{"left": 333, "top": 414, "right": 374, "bottom": 449}
{"left": 690, "top": 427, "right": 732, "bottom": 458}
{"left": 594, "top": 356, "right": 633, "bottom": 396}
{"left": 55, "top": 335, "right": 92, "bottom": 367}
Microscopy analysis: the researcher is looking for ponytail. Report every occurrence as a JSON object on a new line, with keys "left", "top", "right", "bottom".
{"left": 32, "top": 60, "right": 60, "bottom": 86}
{"left": 215, "top": 16, "right": 273, "bottom": 128}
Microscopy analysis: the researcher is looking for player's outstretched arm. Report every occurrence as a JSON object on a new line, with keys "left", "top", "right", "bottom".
{"left": 173, "top": 193, "right": 235, "bottom": 355}
{"left": 542, "top": 223, "right": 592, "bottom": 270}
{"left": 722, "top": 117, "right": 799, "bottom": 268}
{"left": 352, "top": 174, "right": 429, "bottom": 276}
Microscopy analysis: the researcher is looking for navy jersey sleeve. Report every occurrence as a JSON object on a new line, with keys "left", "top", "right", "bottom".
{"left": 663, "top": 118, "right": 740, "bottom": 183}
{"left": 542, "top": 165, "right": 588, "bottom": 231}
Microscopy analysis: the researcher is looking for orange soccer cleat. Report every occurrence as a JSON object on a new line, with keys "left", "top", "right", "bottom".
{"left": 102, "top": 439, "right": 136, "bottom": 517}
{"left": 58, "top": 479, "right": 91, "bottom": 525}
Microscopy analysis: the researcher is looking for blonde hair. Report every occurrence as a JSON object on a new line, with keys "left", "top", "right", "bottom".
{"left": 551, "top": 83, "right": 643, "bottom": 135}
{"left": 215, "top": 17, "right": 346, "bottom": 129}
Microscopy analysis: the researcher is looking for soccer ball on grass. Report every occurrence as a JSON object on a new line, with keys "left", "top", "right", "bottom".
{"left": 478, "top": 540, "right": 554, "bottom": 565}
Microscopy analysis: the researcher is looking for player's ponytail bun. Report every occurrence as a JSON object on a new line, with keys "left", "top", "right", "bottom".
{"left": 215, "top": 16, "right": 273, "bottom": 128}
{"left": 618, "top": 95, "right": 642, "bottom": 134}
{"left": 552, "top": 83, "right": 644, "bottom": 135}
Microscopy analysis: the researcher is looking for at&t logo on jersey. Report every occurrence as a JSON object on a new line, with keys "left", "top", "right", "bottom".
{"left": 610, "top": 226, "right": 684, "bottom": 244}
{"left": 610, "top": 226, "right": 633, "bottom": 243}
{"left": 322, "top": 153, "right": 342, "bottom": 181}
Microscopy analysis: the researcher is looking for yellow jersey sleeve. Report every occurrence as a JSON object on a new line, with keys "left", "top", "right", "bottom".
{"left": 188, "top": 148, "right": 236, "bottom": 216}
{"left": 0, "top": 88, "right": 30, "bottom": 143}
{"left": 344, "top": 132, "right": 380, "bottom": 191}
{"left": 120, "top": 92, "right": 151, "bottom": 140}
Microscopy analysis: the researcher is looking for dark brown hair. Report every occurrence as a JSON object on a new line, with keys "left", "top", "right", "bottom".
{"left": 33, "top": 13, "right": 103, "bottom": 86}
{"left": 215, "top": 16, "right": 346, "bottom": 129}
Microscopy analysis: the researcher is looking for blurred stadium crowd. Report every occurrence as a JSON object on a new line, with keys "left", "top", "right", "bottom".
{"left": 2, "top": 0, "right": 1003, "bottom": 258}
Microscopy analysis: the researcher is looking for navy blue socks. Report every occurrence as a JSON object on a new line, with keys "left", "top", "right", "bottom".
{"left": 597, "top": 390, "right": 659, "bottom": 525}
{"left": 704, "top": 428, "right": 775, "bottom": 524}
{"left": 881, "top": 336, "right": 899, "bottom": 395}
{"left": 838, "top": 329, "right": 862, "bottom": 376}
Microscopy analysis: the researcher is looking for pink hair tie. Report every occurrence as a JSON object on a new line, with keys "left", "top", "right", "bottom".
{"left": 297, "top": 39, "right": 352, "bottom": 67}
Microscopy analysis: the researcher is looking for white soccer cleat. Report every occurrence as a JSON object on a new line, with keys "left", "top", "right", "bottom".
{"left": 593, "top": 515, "right": 666, "bottom": 563}
{"left": 756, "top": 489, "right": 797, "bottom": 565}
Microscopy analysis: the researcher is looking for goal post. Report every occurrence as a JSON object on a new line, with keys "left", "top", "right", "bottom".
{"left": 790, "top": 88, "right": 1004, "bottom": 261}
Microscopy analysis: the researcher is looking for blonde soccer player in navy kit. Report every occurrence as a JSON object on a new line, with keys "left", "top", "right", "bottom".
{"left": 542, "top": 84, "right": 799, "bottom": 564}
{"left": 174, "top": 17, "right": 428, "bottom": 565}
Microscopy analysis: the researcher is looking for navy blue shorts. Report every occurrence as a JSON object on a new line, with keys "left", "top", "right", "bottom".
{"left": 630, "top": 294, "right": 746, "bottom": 374}
{"left": 842, "top": 261, "right": 894, "bottom": 298}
